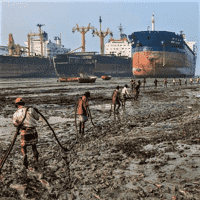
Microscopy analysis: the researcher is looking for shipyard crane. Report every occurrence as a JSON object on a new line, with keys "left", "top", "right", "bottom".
{"left": 92, "top": 16, "right": 113, "bottom": 54}
{"left": 72, "top": 23, "right": 94, "bottom": 52}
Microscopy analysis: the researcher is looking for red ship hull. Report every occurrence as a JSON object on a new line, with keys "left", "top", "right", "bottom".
{"left": 132, "top": 51, "right": 193, "bottom": 78}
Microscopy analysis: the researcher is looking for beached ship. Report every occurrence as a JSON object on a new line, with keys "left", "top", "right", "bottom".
{"left": 0, "top": 27, "right": 70, "bottom": 78}
{"left": 128, "top": 14, "right": 197, "bottom": 78}
{"left": 53, "top": 52, "right": 132, "bottom": 78}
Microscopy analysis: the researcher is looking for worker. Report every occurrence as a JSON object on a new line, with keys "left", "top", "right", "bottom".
{"left": 13, "top": 97, "right": 40, "bottom": 170}
{"left": 190, "top": 78, "right": 193, "bottom": 85}
{"left": 184, "top": 78, "right": 187, "bottom": 85}
{"left": 121, "top": 84, "right": 130, "bottom": 109}
{"left": 130, "top": 79, "right": 136, "bottom": 93}
{"left": 173, "top": 78, "right": 176, "bottom": 87}
{"left": 154, "top": 78, "right": 158, "bottom": 88}
{"left": 135, "top": 80, "right": 141, "bottom": 100}
{"left": 179, "top": 79, "right": 182, "bottom": 86}
{"left": 112, "top": 86, "right": 121, "bottom": 113}
{"left": 197, "top": 77, "right": 199, "bottom": 84}
{"left": 142, "top": 78, "right": 146, "bottom": 89}
{"left": 164, "top": 78, "right": 168, "bottom": 88}
{"left": 77, "top": 92, "right": 90, "bottom": 142}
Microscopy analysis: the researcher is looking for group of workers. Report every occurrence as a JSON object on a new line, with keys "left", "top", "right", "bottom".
{"left": 138, "top": 77, "right": 200, "bottom": 88}
{"left": 11, "top": 80, "right": 142, "bottom": 170}
{"left": 6, "top": 76, "right": 199, "bottom": 171}
{"left": 11, "top": 93, "right": 92, "bottom": 171}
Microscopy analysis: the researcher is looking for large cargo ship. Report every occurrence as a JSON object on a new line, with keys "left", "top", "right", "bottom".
{"left": 0, "top": 55, "right": 55, "bottom": 78}
{"left": 0, "top": 27, "right": 69, "bottom": 78}
{"left": 128, "top": 15, "right": 197, "bottom": 78}
{"left": 53, "top": 52, "right": 132, "bottom": 78}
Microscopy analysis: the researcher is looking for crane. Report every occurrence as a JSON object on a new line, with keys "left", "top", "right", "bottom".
{"left": 72, "top": 23, "right": 94, "bottom": 52}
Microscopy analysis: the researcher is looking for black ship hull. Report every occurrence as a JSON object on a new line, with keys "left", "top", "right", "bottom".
{"left": 0, "top": 55, "right": 56, "bottom": 78}
{"left": 54, "top": 53, "right": 133, "bottom": 78}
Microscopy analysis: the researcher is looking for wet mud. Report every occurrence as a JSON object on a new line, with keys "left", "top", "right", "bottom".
{"left": 1, "top": 78, "right": 200, "bottom": 199}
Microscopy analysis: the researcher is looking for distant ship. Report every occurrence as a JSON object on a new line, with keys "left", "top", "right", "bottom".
{"left": 128, "top": 14, "right": 197, "bottom": 78}
{"left": 0, "top": 26, "right": 70, "bottom": 78}
{"left": 53, "top": 52, "right": 132, "bottom": 78}
{"left": 53, "top": 24, "right": 133, "bottom": 78}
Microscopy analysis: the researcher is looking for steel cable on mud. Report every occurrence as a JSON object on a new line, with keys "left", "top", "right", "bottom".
{"left": 33, "top": 108, "right": 69, "bottom": 152}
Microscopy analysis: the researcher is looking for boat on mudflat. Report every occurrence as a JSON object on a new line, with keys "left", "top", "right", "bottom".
{"left": 101, "top": 75, "right": 112, "bottom": 80}
{"left": 53, "top": 52, "right": 132, "bottom": 78}
{"left": 59, "top": 77, "right": 79, "bottom": 82}
{"left": 78, "top": 74, "right": 96, "bottom": 83}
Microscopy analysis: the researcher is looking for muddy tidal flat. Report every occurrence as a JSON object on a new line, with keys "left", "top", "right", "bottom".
{"left": 1, "top": 77, "right": 200, "bottom": 200}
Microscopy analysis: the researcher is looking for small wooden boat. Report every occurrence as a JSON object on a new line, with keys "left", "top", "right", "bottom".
{"left": 78, "top": 77, "right": 96, "bottom": 83}
{"left": 59, "top": 77, "right": 79, "bottom": 82}
{"left": 101, "top": 75, "right": 112, "bottom": 80}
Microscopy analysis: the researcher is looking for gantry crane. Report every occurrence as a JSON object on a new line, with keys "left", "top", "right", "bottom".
{"left": 72, "top": 23, "right": 94, "bottom": 52}
{"left": 92, "top": 16, "right": 113, "bottom": 54}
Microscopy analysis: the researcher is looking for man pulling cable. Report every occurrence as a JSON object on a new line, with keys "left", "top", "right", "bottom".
{"left": 13, "top": 97, "right": 40, "bottom": 170}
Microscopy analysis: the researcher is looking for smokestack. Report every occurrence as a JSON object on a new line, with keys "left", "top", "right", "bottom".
{"left": 152, "top": 14, "right": 155, "bottom": 31}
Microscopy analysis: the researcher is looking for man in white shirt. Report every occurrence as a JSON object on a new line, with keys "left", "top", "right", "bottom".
{"left": 13, "top": 97, "right": 40, "bottom": 169}
{"left": 121, "top": 84, "right": 129, "bottom": 108}
{"left": 173, "top": 78, "right": 176, "bottom": 86}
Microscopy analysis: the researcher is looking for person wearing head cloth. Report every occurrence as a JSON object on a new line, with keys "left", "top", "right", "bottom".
{"left": 121, "top": 84, "right": 129, "bottom": 109}
{"left": 13, "top": 97, "right": 40, "bottom": 170}
{"left": 77, "top": 92, "right": 91, "bottom": 141}
{"left": 112, "top": 85, "right": 121, "bottom": 113}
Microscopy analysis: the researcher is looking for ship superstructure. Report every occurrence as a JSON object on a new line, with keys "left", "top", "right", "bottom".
{"left": 105, "top": 24, "right": 131, "bottom": 57}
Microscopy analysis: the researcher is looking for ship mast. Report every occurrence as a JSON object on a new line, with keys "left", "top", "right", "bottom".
{"left": 118, "top": 23, "right": 123, "bottom": 39}
{"left": 92, "top": 16, "right": 113, "bottom": 54}
{"left": 152, "top": 13, "right": 155, "bottom": 31}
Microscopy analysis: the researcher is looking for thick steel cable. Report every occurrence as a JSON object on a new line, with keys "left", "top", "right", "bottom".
{"left": 34, "top": 108, "right": 69, "bottom": 152}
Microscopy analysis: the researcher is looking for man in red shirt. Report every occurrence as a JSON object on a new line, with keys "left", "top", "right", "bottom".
{"left": 77, "top": 92, "right": 90, "bottom": 141}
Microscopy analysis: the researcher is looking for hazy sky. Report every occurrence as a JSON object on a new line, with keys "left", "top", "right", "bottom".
{"left": 0, "top": 0, "right": 199, "bottom": 75}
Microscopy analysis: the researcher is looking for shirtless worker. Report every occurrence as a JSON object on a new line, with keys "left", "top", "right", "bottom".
{"left": 179, "top": 79, "right": 182, "bottom": 86}
{"left": 142, "top": 78, "right": 146, "bottom": 89}
{"left": 111, "top": 86, "right": 121, "bottom": 113}
{"left": 154, "top": 78, "right": 158, "bottom": 88}
{"left": 164, "top": 78, "right": 168, "bottom": 88}
{"left": 77, "top": 92, "right": 91, "bottom": 142}
{"left": 130, "top": 79, "right": 136, "bottom": 93}
{"left": 13, "top": 97, "right": 40, "bottom": 170}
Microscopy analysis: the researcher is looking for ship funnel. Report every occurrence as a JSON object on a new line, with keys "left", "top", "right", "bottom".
{"left": 152, "top": 14, "right": 155, "bottom": 31}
